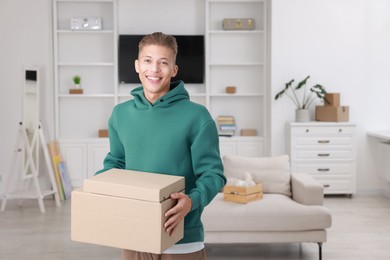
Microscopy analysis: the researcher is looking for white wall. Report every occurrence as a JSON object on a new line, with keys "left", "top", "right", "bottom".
{"left": 271, "top": 0, "right": 390, "bottom": 194}
{"left": 0, "top": 0, "right": 54, "bottom": 194}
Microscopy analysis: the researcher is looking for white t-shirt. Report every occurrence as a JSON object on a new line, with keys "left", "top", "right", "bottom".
{"left": 163, "top": 242, "right": 204, "bottom": 254}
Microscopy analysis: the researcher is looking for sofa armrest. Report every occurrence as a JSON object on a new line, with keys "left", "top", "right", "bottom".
{"left": 291, "top": 173, "right": 324, "bottom": 206}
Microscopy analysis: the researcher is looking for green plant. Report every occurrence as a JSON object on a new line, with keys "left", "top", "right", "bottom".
{"left": 73, "top": 75, "right": 81, "bottom": 85}
{"left": 274, "top": 75, "right": 328, "bottom": 109}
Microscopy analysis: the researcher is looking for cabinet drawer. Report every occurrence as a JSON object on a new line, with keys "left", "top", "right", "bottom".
{"left": 321, "top": 180, "right": 353, "bottom": 194}
{"left": 291, "top": 126, "right": 355, "bottom": 135}
{"left": 295, "top": 150, "right": 353, "bottom": 160}
{"left": 293, "top": 163, "right": 354, "bottom": 176}
{"left": 294, "top": 136, "right": 353, "bottom": 146}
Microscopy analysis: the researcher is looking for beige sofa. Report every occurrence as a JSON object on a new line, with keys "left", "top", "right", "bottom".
{"left": 202, "top": 155, "right": 332, "bottom": 260}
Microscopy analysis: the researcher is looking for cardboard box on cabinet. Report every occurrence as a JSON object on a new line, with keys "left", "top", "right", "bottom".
{"left": 315, "top": 106, "right": 349, "bottom": 122}
{"left": 71, "top": 169, "right": 185, "bottom": 254}
{"left": 324, "top": 93, "right": 340, "bottom": 107}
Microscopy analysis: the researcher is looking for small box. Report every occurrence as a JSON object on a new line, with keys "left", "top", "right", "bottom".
{"left": 71, "top": 169, "right": 185, "bottom": 254}
{"left": 223, "top": 18, "right": 255, "bottom": 30}
{"left": 69, "top": 88, "right": 83, "bottom": 94}
{"left": 315, "top": 106, "right": 349, "bottom": 122}
{"left": 223, "top": 183, "right": 263, "bottom": 204}
{"left": 226, "top": 86, "right": 236, "bottom": 94}
{"left": 240, "top": 129, "right": 257, "bottom": 136}
{"left": 324, "top": 93, "right": 340, "bottom": 107}
{"left": 71, "top": 17, "right": 102, "bottom": 31}
{"left": 98, "top": 129, "right": 108, "bottom": 138}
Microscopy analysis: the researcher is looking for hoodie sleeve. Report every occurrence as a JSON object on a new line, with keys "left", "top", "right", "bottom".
{"left": 188, "top": 120, "right": 226, "bottom": 210}
{"left": 95, "top": 107, "right": 126, "bottom": 175}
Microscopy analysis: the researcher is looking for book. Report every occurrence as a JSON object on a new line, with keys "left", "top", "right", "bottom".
{"left": 58, "top": 161, "right": 72, "bottom": 200}
{"left": 216, "top": 115, "right": 237, "bottom": 136}
{"left": 48, "top": 141, "right": 65, "bottom": 201}
{"left": 47, "top": 140, "right": 73, "bottom": 200}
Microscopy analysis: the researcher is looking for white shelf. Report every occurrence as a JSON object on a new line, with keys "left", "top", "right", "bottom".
{"left": 210, "top": 93, "right": 264, "bottom": 97}
{"left": 206, "top": 0, "right": 269, "bottom": 155}
{"left": 57, "top": 30, "right": 114, "bottom": 34}
{"left": 209, "top": 62, "right": 264, "bottom": 66}
{"left": 209, "top": 30, "right": 264, "bottom": 34}
{"left": 59, "top": 94, "right": 115, "bottom": 98}
{"left": 58, "top": 62, "right": 115, "bottom": 66}
{"left": 209, "top": 0, "right": 264, "bottom": 3}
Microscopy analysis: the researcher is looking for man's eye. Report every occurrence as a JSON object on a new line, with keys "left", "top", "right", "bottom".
{"left": 143, "top": 59, "right": 151, "bottom": 63}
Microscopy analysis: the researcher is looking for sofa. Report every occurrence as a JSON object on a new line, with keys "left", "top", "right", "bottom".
{"left": 202, "top": 155, "right": 332, "bottom": 260}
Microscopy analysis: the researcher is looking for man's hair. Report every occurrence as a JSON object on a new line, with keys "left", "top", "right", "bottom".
{"left": 138, "top": 32, "right": 178, "bottom": 61}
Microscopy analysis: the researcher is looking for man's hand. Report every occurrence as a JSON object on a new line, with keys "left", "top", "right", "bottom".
{"left": 164, "top": 192, "right": 192, "bottom": 236}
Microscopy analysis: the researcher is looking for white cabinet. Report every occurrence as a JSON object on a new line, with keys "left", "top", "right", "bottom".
{"left": 60, "top": 139, "right": 109, "bottom": 187}
{"left": 220, "top": 137, "right": 264, "bottom": 158}
{"left": 289, "top": 122, "right": 357, "bottom": 195}
{"left": 205, "top": 0, "right": 270, "bottom": 156}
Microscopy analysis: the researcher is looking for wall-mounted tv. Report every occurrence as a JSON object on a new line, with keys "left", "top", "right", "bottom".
{"left": 118, "top": 35, "right": 205, "bottom": 84}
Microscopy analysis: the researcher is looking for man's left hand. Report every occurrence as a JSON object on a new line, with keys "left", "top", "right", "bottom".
{"left": 164, "top": 192, "right": 192, "bottom": 236}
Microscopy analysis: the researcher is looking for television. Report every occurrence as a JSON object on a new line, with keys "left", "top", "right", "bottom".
{"left": 118, "top": 35, "right": 205, "bottom": 84}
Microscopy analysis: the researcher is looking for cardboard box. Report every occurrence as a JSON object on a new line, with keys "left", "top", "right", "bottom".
{"left": 223, "top": 183, "right": 263, "bottom": 204}
{"left": 240, "top": 129, "right": 257, "bottom": 136}
{"left": 69, "top": 88, "right": 83, "bottom": 94}
{"left": 98, "top": 129, "right": 108, "bottom": 138}
{"left": 315, "top": 106, "right": 349, "bottom": 122}
{"left": 324, "top": 93, "right": 340, "bottom": 107}
{"left": 71, "top": 169, "right": 185, "bottom": 254}
{"left": 225, "top": 86, "right": 236, "bottom": 94}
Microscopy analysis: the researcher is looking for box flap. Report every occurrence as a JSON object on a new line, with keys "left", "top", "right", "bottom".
{"left": 84, "top": 169, "right": 185, "bottom": 202}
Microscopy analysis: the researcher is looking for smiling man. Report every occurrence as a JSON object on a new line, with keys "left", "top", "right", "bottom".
{"left": 96, "top": 32, "right": 226, "bottom": 260}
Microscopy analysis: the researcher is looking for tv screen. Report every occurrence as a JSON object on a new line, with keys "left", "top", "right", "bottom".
{"left": 118, "top": 35, "right": 205, "bottom": 84}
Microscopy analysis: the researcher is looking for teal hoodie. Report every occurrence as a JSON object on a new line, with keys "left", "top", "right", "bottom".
{"left": 96, "top": 80, "right": 226, "bottom": 244}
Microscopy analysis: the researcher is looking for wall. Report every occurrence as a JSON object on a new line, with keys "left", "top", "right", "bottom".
{"left": 0, "top": 0, "right": 54, "bottom": 195}
{"left": 271, "top": 0, "right": 390, "bottom": 194}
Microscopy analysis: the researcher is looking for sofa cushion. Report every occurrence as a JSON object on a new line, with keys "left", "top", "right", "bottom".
{"left": 223, "top": 154, "right": 291, "bottom": 196}
{"left": 202, "top": 193, "right": 332, "bottom": 232}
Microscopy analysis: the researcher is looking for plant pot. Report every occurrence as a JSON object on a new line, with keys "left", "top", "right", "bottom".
{"left": 295, "top": 109, "right": 310, "bottom": 122}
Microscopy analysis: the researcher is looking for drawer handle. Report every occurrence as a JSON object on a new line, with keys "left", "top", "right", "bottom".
{"left": 318, "top": 168, "right": 330, "bottom": 172}
{"left": 323, "top": 184, "right": 330, "bottom": 188}
{"left": 318, "top": 140, "right": 330, "bottom": 144}
{"left": 317, "top": 153, "right": 330, "bottom": 157}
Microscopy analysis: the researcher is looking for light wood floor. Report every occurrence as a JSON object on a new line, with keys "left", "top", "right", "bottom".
{"left": 1, "top": 194, "right": 390, "bottom": 260}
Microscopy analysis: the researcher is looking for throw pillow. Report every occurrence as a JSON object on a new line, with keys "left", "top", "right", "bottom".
{"left": 223, "top": 154, "right": 291, "bottom": 197}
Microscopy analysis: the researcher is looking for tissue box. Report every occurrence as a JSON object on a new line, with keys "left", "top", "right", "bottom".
{"left": 71, "top": 169, "right": 185, "bottom": 254}
{"left": 223, "top": 183, "right": 263, "bottom": 204}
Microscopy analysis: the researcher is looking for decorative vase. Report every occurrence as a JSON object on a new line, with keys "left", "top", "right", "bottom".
{"left": 75, "top": 84, "right": 81, "bottom": 89}
{"left": 295, "top": 109, "right": 310, "bottom": 122}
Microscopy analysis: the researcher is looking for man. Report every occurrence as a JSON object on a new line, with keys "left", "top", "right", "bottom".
{"left": 96, "top": 32, "right": 226, "bottom": 260}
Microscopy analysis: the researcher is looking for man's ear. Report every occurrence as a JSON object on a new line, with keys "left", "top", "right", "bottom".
{"left": 135, "top": 60, "right": 139, "bottom": 73}
{"left": 171, "top": 65, "right": 178, "bottom": 78}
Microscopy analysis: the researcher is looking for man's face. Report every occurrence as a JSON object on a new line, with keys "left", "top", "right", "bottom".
{"left": 135, "top": 44, "right": 178, "bottom": 103}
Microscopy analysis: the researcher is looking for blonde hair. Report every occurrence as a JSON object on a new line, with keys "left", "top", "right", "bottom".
{"left": 138, "top": 32, "right": 178, "bottom": 61}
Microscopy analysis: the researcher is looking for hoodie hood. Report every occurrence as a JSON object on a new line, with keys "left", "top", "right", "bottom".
{"left": 130, "top": 80, "right": 189, "bottom": 109}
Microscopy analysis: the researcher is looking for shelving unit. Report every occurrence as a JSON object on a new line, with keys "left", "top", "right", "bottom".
{"left": 205, "top": 0, "right": 270, "bottom": 157}
{"left": 53, "top": 0, "right": 270, "bottom": 187}
{"left": 53, "top": 0, "right": 117, "bottom": 186}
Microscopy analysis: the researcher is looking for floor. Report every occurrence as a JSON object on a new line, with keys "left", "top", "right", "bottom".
{"left": 1, "top": 194, "right": 390, "bottom": 260}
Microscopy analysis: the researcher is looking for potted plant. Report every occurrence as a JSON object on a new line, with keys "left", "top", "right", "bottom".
{"left": 73, "top": 75, "right": 81, "bottom": 89}
{"left": 274, "top": 75, "right": 328, "bottom": 122}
